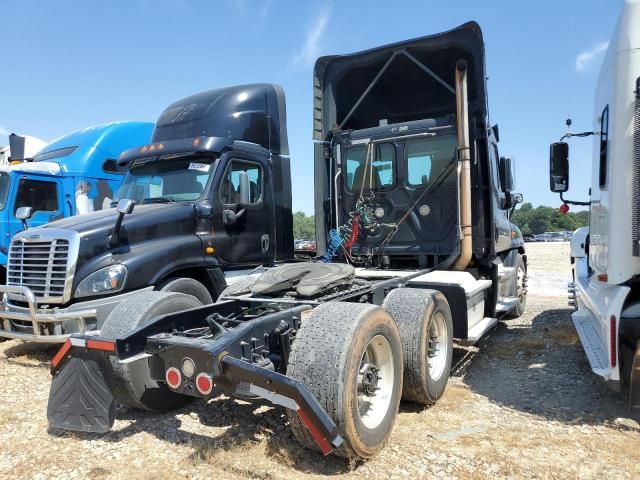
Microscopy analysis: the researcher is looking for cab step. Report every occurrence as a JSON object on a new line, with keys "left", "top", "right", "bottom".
{"left": 573, "top": 314, "right": 609, "bottom": 378}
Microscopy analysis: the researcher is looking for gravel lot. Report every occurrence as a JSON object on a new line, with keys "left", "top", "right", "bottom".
{"left": 1, "top": 242, "right": 639, "bottom": 479}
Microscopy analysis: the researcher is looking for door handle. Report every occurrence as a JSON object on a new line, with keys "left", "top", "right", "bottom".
{"left": 261, "top": 234, "right": 270, "bottom": 254}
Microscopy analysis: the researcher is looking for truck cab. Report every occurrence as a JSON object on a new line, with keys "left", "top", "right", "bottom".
{"left": 313, "top": 22, "right": 526, "bottom": 319}
{"left": 0, "top": 122, "right": 154, "bottom": 282}
{"left": 0, "top": 84, "right": 293, "bottom": 342}
{"left": 549, "top": 0, "right": 640, "bottom": 405}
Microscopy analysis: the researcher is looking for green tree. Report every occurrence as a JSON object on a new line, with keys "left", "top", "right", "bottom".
{"left": 511, "top": 203, "right": 589, "bottom": 235}
{"left": 293, "top": 211, "right": 315, "bottom": 239}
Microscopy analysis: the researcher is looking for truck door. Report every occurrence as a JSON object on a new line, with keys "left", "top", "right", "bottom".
{"left": 9, "top": 175, "right": 65, "bottom": 239}
{"left": 489, "top": 142, "right": 512, "bottom": 253}
{"left": 210, "top": 154, "right": 274, "bottom": 266}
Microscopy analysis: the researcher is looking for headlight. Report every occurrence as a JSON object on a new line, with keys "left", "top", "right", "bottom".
{"left": 75, "top": 264, "right": 128, "bottom": 298}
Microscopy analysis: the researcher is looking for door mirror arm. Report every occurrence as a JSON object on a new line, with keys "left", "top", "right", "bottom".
{"left": 222, "top": 207, "right": 246, "bottom": 225}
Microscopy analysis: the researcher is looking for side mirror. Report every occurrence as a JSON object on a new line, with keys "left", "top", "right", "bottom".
{"left": 15, "top": 206, "right": 33, "bottom": 221}
{"left": 16, "top": 206, "right": 33, "bottom": 231}
{"left": 512, "top": 192, "right": 523, "bottom": 206}
{"left": 116, "top": 198, "right": 135, "bottom": 215}
{"left": 110, "top": 199, "right": 135, "bottom": 247}
{"left": 237, "top": 171, "right": 250, "bottom": 206}
{"left": 549, "top": 142, "right": 569, "bottom": 192}
{"left": 499, "top": 156, "right": 515, "bottom": 192}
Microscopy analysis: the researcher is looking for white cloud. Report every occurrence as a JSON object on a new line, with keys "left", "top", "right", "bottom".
{"left": 576, "top": 41, "right": 609, "bottom": 73}
{"left": 292, "top": 3, "right": 333, "bottom": 68}
{"left": 0, "top": 126, "right": 9, "bottom": 137}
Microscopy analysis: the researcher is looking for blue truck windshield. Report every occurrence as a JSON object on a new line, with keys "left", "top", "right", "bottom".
{"left": 0, "top": 173, "right": 10, "bottom": 210}
{"left": 116, "top": 158, "right": 213, "bottom": 204}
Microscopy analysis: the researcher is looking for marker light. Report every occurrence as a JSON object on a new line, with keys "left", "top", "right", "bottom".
{"left": 181, "top": 358, "right": 195, "bottom": 378}
{"left": 165, "top": 367, "right": 182, "bottom": 389}
{"left": 559, "top": 204, "right": 570, "bottom": 214}
{"left": 610, "top": 315, "right": 617, "bottom": 368}
{"left": 196, "top": 373, "right": 213, "bottom": 395}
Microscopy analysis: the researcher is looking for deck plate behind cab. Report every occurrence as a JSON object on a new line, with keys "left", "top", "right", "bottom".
{"left": 251, "top": 263, "right": 355, "bottom": 297}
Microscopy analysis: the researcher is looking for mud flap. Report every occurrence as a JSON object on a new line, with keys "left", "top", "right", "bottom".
{"left": 630, "top": 341, "right": 640, "bottom": 413}
{"left": 47, "top": 353, "right": 116, "bottom": 433}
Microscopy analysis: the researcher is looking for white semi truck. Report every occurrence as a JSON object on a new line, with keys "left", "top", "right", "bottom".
{"left": 549, "top": 0, "right": 640, "bottom": 409}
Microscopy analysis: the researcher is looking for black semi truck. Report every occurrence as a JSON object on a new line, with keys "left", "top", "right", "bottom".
{"left": 45, "top": 23, "right": 526, "bottom": 458}
{"left": 0, "top": 84, "right": 293, "bottom": 342}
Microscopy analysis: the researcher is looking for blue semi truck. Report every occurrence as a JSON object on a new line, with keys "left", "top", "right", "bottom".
{"left": 0, "top": 121, "right": 153, "bottom": 280}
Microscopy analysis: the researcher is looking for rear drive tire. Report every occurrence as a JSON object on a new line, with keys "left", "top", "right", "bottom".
{"left": 157, "top": 277, "right": 213, "bottom": 305}
{"left": 383, "top": 288, "right": 453, "bottom": 405}
{"left": 100, "top": 291, "right": 202, "bottom": 411}
{"left": 505, "top": 254, "right": 527, "bottom": 319}
{"left": 287, "top": 302, "right": 403, "bottom": 459}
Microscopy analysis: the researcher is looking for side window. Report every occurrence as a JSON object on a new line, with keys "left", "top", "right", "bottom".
{"left": 405, "top": 136, "right": 457, "bottom": 187}
{"left": 102, "top": 159, "right": 120, "bottom": 174}
{"left": 345, "top": 143, "right": 395, "bottom": 192}
{"left": 599, "top": 105, "right": 609, "bottom": 190}
{"left": 221, "top": 160, "right": 263, "bottom": 205}
{"left": 15, "top": 179, "right": 59, "bottom": 213}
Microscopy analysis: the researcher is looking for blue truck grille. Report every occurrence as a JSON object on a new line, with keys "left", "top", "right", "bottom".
{"left": 7, "top": 239, "right": 70, "bottom": 301}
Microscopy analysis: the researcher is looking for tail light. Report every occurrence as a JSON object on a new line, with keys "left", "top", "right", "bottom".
{"left": 196, "top": 373, "right": 213, "bottom": 395}
{"left": 165, "top": 367, "right": 182, "bottom": 389}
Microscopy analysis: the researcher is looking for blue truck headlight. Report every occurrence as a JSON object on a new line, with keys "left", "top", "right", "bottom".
{"left": 75, "top": 265, "right": 128, "bottom": 298}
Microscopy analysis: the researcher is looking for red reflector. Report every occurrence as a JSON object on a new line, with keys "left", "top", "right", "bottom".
{"left": 195, "top": 373, "right": 213, "bottom": 395}
{"left": 611, "top": 315, "right": 617, "bottom": 368}
{"left": 86, "top": 339, "right": 116, "bottom": 352}
{"left": 297, "top": 409, "right": 333, "bottom": 456}
{"left": 165, "top": 367, "right": 181, "bottom": 389}
{"left": 51, "top": 340, "right": 72, "bottom": 368}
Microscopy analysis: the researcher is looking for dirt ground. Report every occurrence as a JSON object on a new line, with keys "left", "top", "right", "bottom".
{"left": 1, "top": 242, "right": 639, "bottom": 479}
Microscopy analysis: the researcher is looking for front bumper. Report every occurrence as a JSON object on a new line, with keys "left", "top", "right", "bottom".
{"left": 0, "top": 285, "right": 153, "bottom": 343}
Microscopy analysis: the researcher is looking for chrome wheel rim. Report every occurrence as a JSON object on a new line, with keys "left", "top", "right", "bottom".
{"left": 428, "top": 312, "right": 448, "bottom": 381}
{"left": 357, "top": 335, "right": 394, "bottom": 429}
{"left": 516, "top": 266, "right": 526, "bottom": 301}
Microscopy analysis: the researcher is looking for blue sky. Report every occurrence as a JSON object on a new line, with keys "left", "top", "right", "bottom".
{"left": 0, "top": 0, "right": 622, "bottom": 214}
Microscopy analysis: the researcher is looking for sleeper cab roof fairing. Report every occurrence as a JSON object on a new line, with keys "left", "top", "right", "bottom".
{"left": 151, "top": 83, "right": 289, "bottom": 155}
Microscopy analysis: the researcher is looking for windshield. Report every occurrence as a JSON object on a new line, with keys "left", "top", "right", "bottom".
{"left": 116, "top": 157, "right": 214, "bottom": 204}
{"left": 0, "top": 173, "right": 10, "bottom": 210}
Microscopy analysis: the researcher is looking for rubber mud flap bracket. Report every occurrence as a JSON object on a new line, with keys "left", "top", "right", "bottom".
{"left": 47, "top": 355, "right": 116, "bottom": 433}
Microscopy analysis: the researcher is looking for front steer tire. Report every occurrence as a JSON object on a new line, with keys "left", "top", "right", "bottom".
{"left": 100, "top": 291, "right": 202, "bottom": 411}
{"left": 287, "top": 302, "right": 403, "bottom": 459}
{"left": 382, "top": 288, "right": 453, "bottom": 405}
{"left": 505, "top": 253, "right": 527, "bottom": 319}
{"left": 157, "top": 276, "right": 213, "bottom": 305}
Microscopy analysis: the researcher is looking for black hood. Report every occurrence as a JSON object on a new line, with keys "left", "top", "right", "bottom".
{"left": 45, "top": 203, "right": 197, "bottom": 242}
{"left": 43, "top": 203, "right": 198, "bottom": 274}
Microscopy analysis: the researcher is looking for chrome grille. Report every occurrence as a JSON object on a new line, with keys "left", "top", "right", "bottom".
{"left": 7, "top": 238, "right": 70, "bottom": 302}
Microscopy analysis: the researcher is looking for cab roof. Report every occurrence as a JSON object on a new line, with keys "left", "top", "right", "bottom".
{"left": 21, "top": 121, "right": 154, "bottom": 176}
